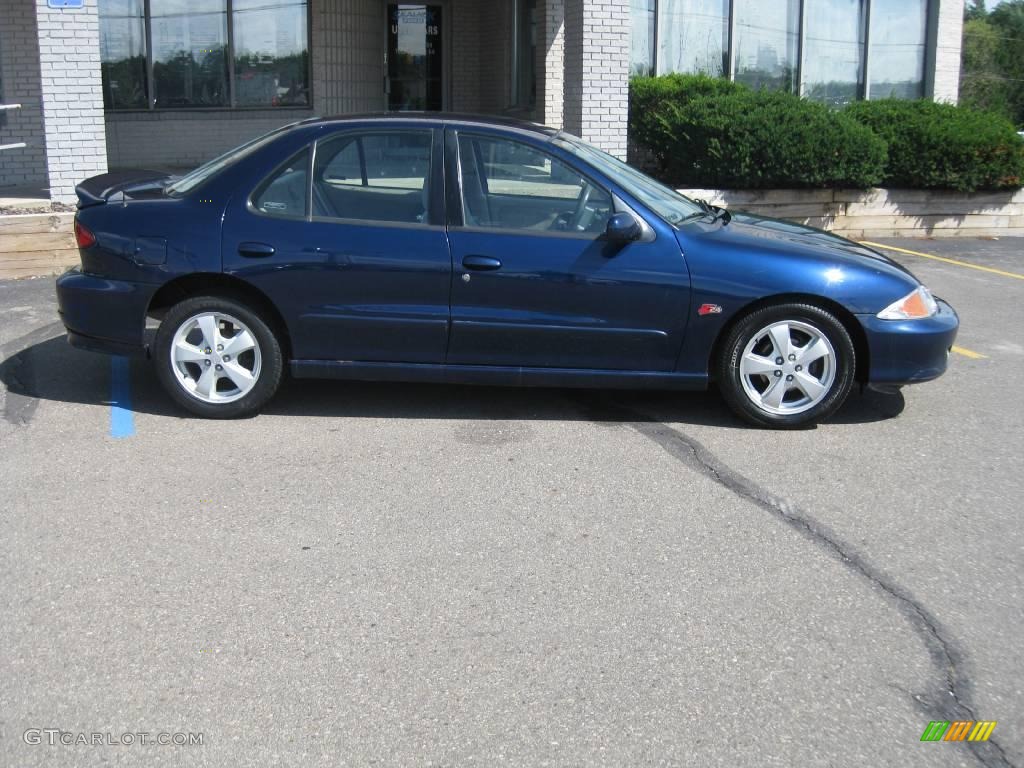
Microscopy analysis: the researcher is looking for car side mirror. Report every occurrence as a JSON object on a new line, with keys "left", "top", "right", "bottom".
{"left": 605, "top": 212, "right": 642, "bottom": 243}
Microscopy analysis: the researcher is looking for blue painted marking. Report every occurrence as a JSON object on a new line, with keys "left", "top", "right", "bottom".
{"left": 47, "top": 0, "right": 84, "bottom": 8}
{"left": 110, "top": 356, "right": 135, "bottom": 439}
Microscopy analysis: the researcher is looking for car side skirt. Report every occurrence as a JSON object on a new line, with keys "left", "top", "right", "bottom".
{"left": 291, "top": 360, "right": 708, "bottom": 391}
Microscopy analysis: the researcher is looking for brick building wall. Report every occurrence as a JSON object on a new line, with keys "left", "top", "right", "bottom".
{"left": 0, "top": 0, "right": 47, "bottom": 189}
{"left": 562, "top": 0, "right": 629, "bottom": 158}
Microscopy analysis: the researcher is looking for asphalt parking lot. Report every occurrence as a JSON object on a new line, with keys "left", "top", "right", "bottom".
{"left": 0, "top": 237, "right": 1021, "bottom": 767}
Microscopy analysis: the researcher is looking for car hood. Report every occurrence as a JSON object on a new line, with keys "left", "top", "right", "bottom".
{"left": 695, "top": 210, "right": 917, "bottom": 282}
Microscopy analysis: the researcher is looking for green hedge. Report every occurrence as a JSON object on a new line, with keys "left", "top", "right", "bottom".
{"left": 629, "top": 75, "right": 1024, "bottom": 192}
{"left": 844, "top": 99, "right": 1024, "bottom": 192}
{"left": 629, "top": 75, "right": 886, "bottom": 189}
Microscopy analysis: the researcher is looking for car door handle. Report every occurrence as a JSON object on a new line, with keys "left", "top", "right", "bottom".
{"left": 462, "top": 255, "right": 502, "bottom": 271}
{"left": 238, "top": 242, "right": 275, "bottom": 258}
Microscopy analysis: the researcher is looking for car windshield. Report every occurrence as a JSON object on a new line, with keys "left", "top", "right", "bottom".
{"left": 165, "top": 123, "right": 300, "bottom": 197}
{"left": 552, "top": 134, "right": 703, "bottom": 226}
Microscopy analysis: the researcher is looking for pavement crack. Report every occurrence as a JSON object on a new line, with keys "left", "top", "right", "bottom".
{"left": 573, "top": 394, "right": 1015, "bottom": 768}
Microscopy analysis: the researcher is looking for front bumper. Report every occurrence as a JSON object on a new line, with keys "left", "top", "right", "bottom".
{"left": 56, "top": 268, "right": 156, "bottom": 358}
{"left": 858, "top": 298, "right": 959, "bottom": 385}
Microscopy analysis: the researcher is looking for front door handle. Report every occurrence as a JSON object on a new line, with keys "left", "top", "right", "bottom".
{"left": 238, "top": 241, "right": 275, "bottom": 259}
{"left": 462, "top": 255, "right": 502, "bottom": 271}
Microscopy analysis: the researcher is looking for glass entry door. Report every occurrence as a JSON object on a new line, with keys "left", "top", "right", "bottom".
{"left": 386, "top": 4, "right": 444, "bottom": 111}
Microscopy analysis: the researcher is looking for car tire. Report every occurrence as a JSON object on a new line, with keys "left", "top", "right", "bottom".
{"left": 153, "top": 295, "right": 284, "bottom": 419}
{"left": 716, "top": 303, "right": 856, "bottom": 429}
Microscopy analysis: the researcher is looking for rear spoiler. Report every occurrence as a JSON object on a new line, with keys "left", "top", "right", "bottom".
{"left": 75, "top": 169, "right": 171, "bottom": 208}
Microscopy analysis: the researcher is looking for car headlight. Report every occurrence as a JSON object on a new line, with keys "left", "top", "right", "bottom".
{"left": 876, "top": 286, "right": 939, "bottom": 320}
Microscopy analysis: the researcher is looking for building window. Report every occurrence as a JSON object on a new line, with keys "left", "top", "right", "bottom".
{"left": 511, "top": 0, "right": 537, "bottom": 108}
{"left": 630, "top": 0, "right": 656, "bottom": 77}
{"left": 733, "top": 0, "right": 799, "bottom": 93}
{"left": 99, "top": 0, "right": 310, "bottom": 110}
{"left": 99, "top": 0, "right": 149, "bottom": 108}
{"left": 657, "top": 0, "right": 729, "bottom": 77}
{"left": 802, "top": 0, "right": 867, "bottom": 106}
{"left": 868, "top": 0, "right": 927, "bottom": 99}
{"left": 636, "top": 0, "right": 932, "bottom": 105}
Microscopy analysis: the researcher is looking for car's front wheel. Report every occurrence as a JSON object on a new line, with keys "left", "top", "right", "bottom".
{"left": 153, "top": 295, "right": 283, "bottom": 418}
{"left": 716, "top": 303, "right": 856, "bottom": 428}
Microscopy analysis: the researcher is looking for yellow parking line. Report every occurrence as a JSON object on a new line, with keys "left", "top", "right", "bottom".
{"left": 861, "top": 241, "right": 1024, "bottom": 281}
{"left": 952, "top": 345, "right": 987, "bottom": 360}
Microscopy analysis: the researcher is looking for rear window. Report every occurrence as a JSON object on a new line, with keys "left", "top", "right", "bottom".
{"left": 166, "top": 123, "right": 300, "bottom": 197}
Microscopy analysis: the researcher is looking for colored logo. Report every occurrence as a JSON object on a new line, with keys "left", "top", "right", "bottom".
{"left": 920, "top": 721, "right": 997, "bottom": 742}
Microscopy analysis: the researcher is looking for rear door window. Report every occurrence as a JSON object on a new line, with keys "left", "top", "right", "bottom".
{"left": 313, "top": 131, "right": 433, "bottom": 224}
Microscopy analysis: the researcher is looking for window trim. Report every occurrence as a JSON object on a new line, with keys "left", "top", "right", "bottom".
{"left": 101, "top": 0, "right": 313, "bottom": 111}
{"left": 450, "top": 130, "right": 616, "bottom": 240}
{"left": 307, "top": 127, "right": 440, "bottom": 229}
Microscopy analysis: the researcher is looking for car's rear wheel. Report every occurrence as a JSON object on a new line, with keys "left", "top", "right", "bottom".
{"left": 716, "top": 303, "right": 856, "bottom": 428}
{"left": 153, "top": 296, "right": 283, "bottom": 418}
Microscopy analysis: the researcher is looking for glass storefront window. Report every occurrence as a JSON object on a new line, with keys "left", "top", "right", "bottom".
{"left": 868, "top": 0, "right": 927, "bottom": 99}
{"left": 233, "top": 0, "right": 309, "bottom": 106}
{"left": 151, "top": 0, "right": 229, "bottom": 107}
{"left": 630, "top": 0, "right": 656, "bottom": 77}
{"left": 657, "top": 0, "right": 729, "bottom": 77}
{"left": 99, "top": 0, "right": 148, "bottom": 108}
{"left": 733, "top": 0, "right": 798, "bottom": 93}
{"left": 100, "top": 0, "right": 309, "bottom": 110}
{"left": 802, "top": 0, "right": 867, "bottom": 107}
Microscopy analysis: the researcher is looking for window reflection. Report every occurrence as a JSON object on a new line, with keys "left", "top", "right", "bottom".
{"left": 151, "top": 0, "right": 229, "bottom": 107}
{"left": 657, "top": 0, "right": 729, "bottom": 77}
{"left": 868, "top": 0, "right": 927, "bottom": 99}
{"left": 233, "top": 0, "right": 309, "bottom": 106}
{"left": 803, "top": 0, "right": 866, "bottom": 107}
{"left": 630, "top": 0, "right": 656, "bottom": 77}
{"left": 733, "top": 0, "right": 798, "bottom": 93}
{"left": 99, "top": 0, "right": 148, "bottom": 108}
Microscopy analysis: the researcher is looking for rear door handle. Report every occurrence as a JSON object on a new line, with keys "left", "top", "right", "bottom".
{"left": 462, "top": 255, "right": 502, "bottom": 271}
{"left": 238, "top": 241, "right": 275, "bottom": 258}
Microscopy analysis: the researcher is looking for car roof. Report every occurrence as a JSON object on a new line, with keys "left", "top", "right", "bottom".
{"left": 296, "top": 112, "right": 560, "bottom": 137}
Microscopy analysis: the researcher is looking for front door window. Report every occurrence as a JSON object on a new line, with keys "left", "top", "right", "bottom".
{"left": 387, "top": 4, "right": 443, "bottom": 111}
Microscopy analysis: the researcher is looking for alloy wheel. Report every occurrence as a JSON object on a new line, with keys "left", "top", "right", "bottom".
{"left": 169, "top": 312, "right": 262, "bottom": 404}
{"left": 738, "top": 320, "right": 836, "bottom": 416}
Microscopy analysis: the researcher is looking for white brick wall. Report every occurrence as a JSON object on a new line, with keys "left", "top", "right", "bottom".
{"left": 932, "top": 0, "right": 962, "bottom": 103}
{"left": 34, "top": 0, "right": 108, "bottom": 202}
{"left": 562, "top": 0, "right": 629, "bottom": 158}
{"left": 535, "top": 0, "right": 565, "bottom": 128}
{"left": 0, "top": 0, "right": 48, "bottom": 189}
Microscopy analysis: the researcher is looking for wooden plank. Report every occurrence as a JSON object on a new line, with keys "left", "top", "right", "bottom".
{"left": 0, "top": 232, "right": 77, "bottom": 252}
{"left": 0, "top": 213, "right": 75, "bottom": 234}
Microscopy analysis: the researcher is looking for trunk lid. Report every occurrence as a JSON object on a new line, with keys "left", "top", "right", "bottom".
{"left": 74, "top": 169, "right": 171, "bottom": 208}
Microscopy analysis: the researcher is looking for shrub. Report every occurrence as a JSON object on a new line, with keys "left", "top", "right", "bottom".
{"left": 629, "top": 76, "right": 887, "bottom": 189}
{"left": 844, "top": 99, "right": 1024, "bottom": 192}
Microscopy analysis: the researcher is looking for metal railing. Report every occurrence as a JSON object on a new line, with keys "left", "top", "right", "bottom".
{"left": 0, "top": 103, "right": 27, "bottom": 151}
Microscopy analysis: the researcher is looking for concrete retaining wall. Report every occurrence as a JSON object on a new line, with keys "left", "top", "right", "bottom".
{"left": 678, "top": 187, "right": 1024, "bottom": 238}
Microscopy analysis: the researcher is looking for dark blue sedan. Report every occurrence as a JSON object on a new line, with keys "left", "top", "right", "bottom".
{"left": 56, "top": 114, "right": 958, "bottom": 427}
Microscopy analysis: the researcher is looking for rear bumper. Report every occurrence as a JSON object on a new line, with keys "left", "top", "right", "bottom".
{"left": 56, "top": 268, "right": 155, "bottom": 358}
{"left": 858, "top": 298, "right": 959, "bottom": 385}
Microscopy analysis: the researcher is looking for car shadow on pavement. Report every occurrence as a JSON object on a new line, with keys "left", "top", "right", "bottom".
{"left": 1, "top": 334, "right": 905, "bottom": 428}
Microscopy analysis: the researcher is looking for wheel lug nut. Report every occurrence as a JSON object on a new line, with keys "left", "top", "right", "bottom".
{"left": 788, "top": 354, "right": 796, "bottom": 361}
{"left": 786, "top": 374, "right": 794, "bottom": 381}
{"left": 795, "top": 365, "right": 802, "bottom": 372}
{"left": 215, "top": 364, "right": 223, "bottom": 371}
{"left": 204, "top": 360, "right": 211, "bottom": 366}
{"left": 774, "top": 370, "right": 782, "bottom": 377}
{"left": 775, "top": 357, "right": 784, "bottom": 365}
{"left": 216, "top": 344, "right": 223, "bottom": 352}
{"left": 223, "top": 354, "right": 231, "bottom": 362}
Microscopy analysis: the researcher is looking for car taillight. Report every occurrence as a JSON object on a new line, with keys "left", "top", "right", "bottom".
{"left": 74, "top": 219, "right": 96, "bottom": 248}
